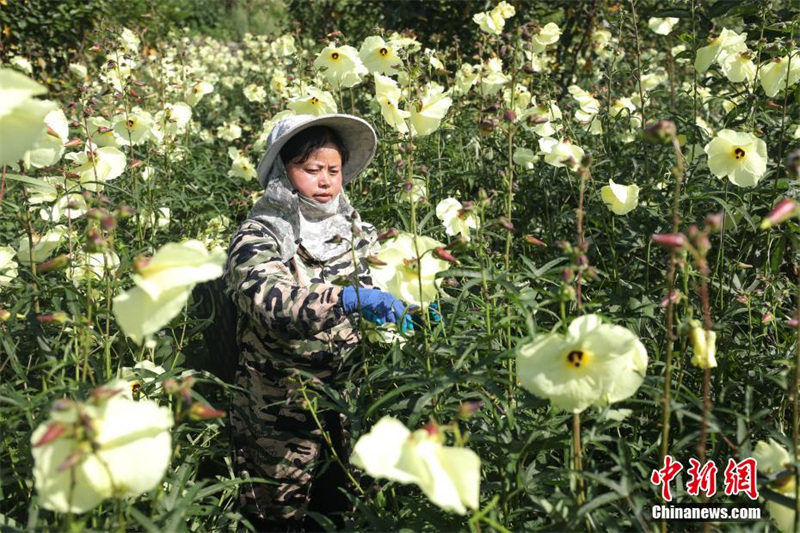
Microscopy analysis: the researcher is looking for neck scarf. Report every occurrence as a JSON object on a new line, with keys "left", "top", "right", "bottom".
{"left": 247, "top": 158, "right": 356, "bottom": 263}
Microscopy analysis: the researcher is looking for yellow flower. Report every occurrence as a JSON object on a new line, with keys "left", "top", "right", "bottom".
{"left": 119, "top": 27, "right": 140, "bottom": 53}
{"left": 113, "top": 109, "right": 160, "bottom": 146}
{"left": 243, "top": 83, "right": 267, "bottom": 103}
{"left": 65, "top": 142, "right": 127, "bottom": 191}
{"left": 703, "top": 129, "right": 767, "bottom": 187}
{"left": 648, "top": 17, "right": 679, "bottom": 35}
{"left": 472, "top": 1, "right": 515, "bottom": 36}
{"left": 287, "top": 87, "right": 337, "bottom": 115}
{"left": 227, "top": 147, "right": 257, "bottom": 181}
{"left": 375, "top": 74, "right": 409, "bottom": 134}
{"left": 87, "top": 116, "right": 122, "bottom": 148}
{"left": 185, "top": 81, "right": 214, "bottom": 106}
{"left": 397, "top": 177, "right": 427, "bottom": 203}
{"left": 753, "top": 439, "right": 795, "bottom": 533}
{"left": 155, "top": 102, "right": 192, "bottom": 137}
{"left": 0, "top": 246, "right": 18, "bottom": 288}
{"left": 216, "top": 122, "right": 242, "bottom": 142}
{"left": 538, "top": 137, "right": 585, "bottom": 169}
{"left": 759, "top": 53, "right": 800, "bottom": 98}
{"left": 359, "top": 36, "right": 403, "bottom": 75}
{"left": 719, "top": 50, "right": 756, "bottom": 84}
{"left": 351, "top": 416, "right": 481, "bottom": 515}
{"left": 600, "top": 179, "right": 639, "bottom": 215}
{"left": 270, "top": 34, "right": 296, "bottom": 57}
{"left": 517, "top": 314, "right": 648, "bottom": 413}
{"left": 531, "top": 22, "right": 561, "bottom": 53}
{"left": 23, "top": 108, "right": 68, "bottom": 169}
{"left": 513, "top": 147, "right": 538, "bottom": 169}
{"left": 689, "top": 324, "right": 718, "bottom": 369}
{"left": 16, "top": 225, "right": 68, "bottom": 264}
{"left": 436, "top": 198, "right": 480, "bottom": 241}
{"left": 694, "top": 28, "right": 747, "bottom": 73}
{"left": 408, "top": 82, "right": 452, "bottom": 137}
{"left": 479, "top": 57, "right": 509, "bottom": 96}
{"left": 370, "top": 231, "right": 450, "bottom": 307}
{"left": 31, "top": 393, "right": 173, "bottom": 514}
{"left": 313, "top": 44, "right": 367, "bottom": 89}
{"left": 0, "top": 68, "right": 58, "bottom": 166}
{"left": 66, "top": 251, "right": 120, "bottom": 288}
{"left": 113, "top": 240, "right": 225, "bottom": 344}
{"left": 454, "top": 63, "right": 479, "bottom": 95}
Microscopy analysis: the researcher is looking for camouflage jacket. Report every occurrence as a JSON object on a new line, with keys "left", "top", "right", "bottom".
{"left": 224, "top": 217, "right": 378, "bottom": 384}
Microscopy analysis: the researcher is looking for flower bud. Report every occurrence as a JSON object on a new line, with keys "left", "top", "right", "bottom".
{"left": 442, "top": 278, "right": 460, "bottom": 287}
{"left": 479, "top": 118, "right": 499, "bottom": 133}
{"left": 660, "top": 290, "right": 680, "bottom": 307}
{"left": 63, "top": 137, "right": 83, "bottom": 148}
{"left": 377, "top": 228, "right": 399, "bottom": 242}
{"left": 704, "top": 212, "right": 724, "bottom": 232}
{"left": 503, "top": 110, "right": 517, "bottom": 122}
{"left": 86, "top": 228, "right": 106, "bottom": 252}
{"left": 458, "top": 400, "right": 484, "bottom": 419}
{"left": 101, "top": 215, "right": 117, "bottom": 231}
{"left": 651, "top": 233, "right": 687, "bottom": 249}
{"left": 524, "top": 235, "right": 547, "bottom": 246}
{"left": 497, "top": 216, "right": 514, "bottom": 232}
{"left": 0, "top": 309, "right": 10, "bottom": 321}
{"left": 36, "top": 254, "right": 70, "bottom": 273}
{"left": 366, "top": 255, "right": 387, "bottom": 266}
{"left": 36, "top": 312, "right": 70, "bottom": 324}
{"left": 188, "top": 402, "right": 226, "bottom": 421}
{"left": 433, "top": 247, "right": 460, "bottom": 264}
{"left": 32, "top": 421, "right": 67, "bottom": 447}
{"left": 760, "top": 198, "right": 800, "bottom": 229}
{"left": 643, "top": 119, "right": 677, "bottom": 143}
{"left": 129, "top": 159, "right": 143, "bottom": 169}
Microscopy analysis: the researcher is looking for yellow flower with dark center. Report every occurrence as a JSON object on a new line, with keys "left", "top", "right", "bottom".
{"left": 359, "top": 36, "right": 403, "bottom": 75}
{"left": 517, "top": 314, "right": 648, "bottom": 413}
{"left": 703, "top": 129, "right": 767, "bottom": 187}
{"left": 313, "top": 44, "right": 367, "bottom": 89}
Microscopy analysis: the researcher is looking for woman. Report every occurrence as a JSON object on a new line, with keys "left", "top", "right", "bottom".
{"left": 224, "top": 114, "right": 413, "bottom": 530}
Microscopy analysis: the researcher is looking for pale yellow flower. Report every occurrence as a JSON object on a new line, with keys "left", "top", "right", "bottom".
{"left": 227, "top": 147, "right": 257, "bottom": 180}
{"left": 66, "top": 251, "right": 120, "bottom": 287}
{"left": 531, "top": 22, "right": 561, "bottom": 53}
{"left": 648, "top": 17, "right": 679, "bottom": 35}
{"left": 375, "top": 74, "right": 409, "bottom": 134}
{"left": 87, "top": 116, "right": 122, "bottom": 148}
{"left": 539, "top": 137, "right": 585, "bottom": 169}
{"left": 436, "top": 198, "right": 480, "bottom": 241}
{"left": 270, "top": 34, "right": 296, "bottom": 57}
{"left": 600, "top": 179, "right": 639, "bottom": 215}
{"left": 689, "top": 325, "right": 718, "bottom": 369}
{"left": 313, "top": 44, "right": 367, "bottom": 89}
{"left": 513, "top": 147, "right": 538, "bottom": 169}
{"left": 695, "top": 28, "right": 747, "bottom": 73}
{"left": 113, "top": 109, "right": 160, "bottom": 146}
{"left": 473, "top": 1, "right": 515, "bottom": 36}
{"left": 185, "top": 81, "right": 214, "bottom": 106}
{"left": 359, "top": 36, "right": 403, "bottom": 75}
{"left": 759, "top": 52, "right": 800, "bottom": 98}
{"left": 370, "top": 232, "right": 450, "bottom": 307}
{"left": 704, "top": 129, "right": 767, "bottom": 187}
{"left": 68, "top": 63, "right": 88, "bottom": 79}
{"left": 16, "top": 225, "right": 68, "bottom": 264}
{"left": 216, "top": 122, "right": 242, "bottom": 142}
{"left": 243, "top": 83, "right": 267, "bottom": 103}
{"left": 753, "top": 439, "right": 795, "bottom": 533}
{"left": 119, "top": 27, "right": 140, "bottom": 53}
{"left": 479, "top": 58, "right": 509, "bottom": 96}
{"left": 287, "top": 87, "right": 337, "bottom": 115}
{"left": 113, "top": 240, "right": 225, "bottom": 344}
{"left": 0, "top": 246, "right": 18, "bottom": 288}
{"left": 65, "top": 143, "right": 127, "bottom": 191}
{"left": 23, "top": 108, "right": 69, "bottom": 169}
{"left": 31, "top": 394, "right": 173, "bottom": 514}
{"left": 155, "top": 102, "right": 192, "bottom": 137}
{"left": 454, "top": 63, "right": 479, "bottom": 95}
{"left": 517, "top": 314, "right": 648, "bottom": 413}
{"left": 409, "top": 82, "right": 452, "bottom": 137}
{"left": 351, "top": 416, "right": 480, "bottom": 515}
{"left": 0, "top": 68, "right": 58, "bottom": 166}
{"left": 719, "top": 50, "right": 756, "bottom": 84}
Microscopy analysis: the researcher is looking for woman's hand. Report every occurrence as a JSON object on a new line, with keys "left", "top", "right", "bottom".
{"left": 341, "top": 287, "right": 414, "bottom": 333}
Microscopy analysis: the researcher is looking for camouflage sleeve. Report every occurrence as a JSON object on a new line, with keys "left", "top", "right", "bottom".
{"left": 225, "top": 221, "right": 346, "bottom": 339}
{"left": 353, "top": 219, "right": 379, "bottom": 289}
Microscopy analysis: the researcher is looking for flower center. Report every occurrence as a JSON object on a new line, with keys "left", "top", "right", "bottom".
{"left": 379, "top": 47, "right": 389, "bottom": 56}
{"left": 310, "top": 97, "right": 319, "bottom": 105}
{"left": 733, "top": 147, "right": 746, "bottom": 160}
{"left": 126, "top": 118, "right": 135, "bottom": 128}
{"left": 564, "top": 348, "right": 593, "bottom": 369}
{"left": 331, "top": 52, "right": 340, "bottom": 60}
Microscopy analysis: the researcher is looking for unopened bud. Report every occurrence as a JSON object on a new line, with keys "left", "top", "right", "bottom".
{"left": 422, "top": 420, "right": 440, "bottom": 436}
{"left": 651, "top": 233, "right": 687, "bottom": 249}
{"left": 561, "top": 267, "right": 574, "bottom": 282}
{"left": 762, "top": 312, "right": 773, "bottom": 323}
{"left": 497, "top": 216, "right": 514, "bottom": 232}
{"left": 63, "top": 137, "right": 83, "bottom": 148}
{"left": 129, "top": 159, "right": 143, "bottom": 169}
{"left": 0, "top": 309, "right": 10, "bottom": 321}
{"left": 503, "top": 110, "right": 517, "bottom": 122}
{"left": 133, "top": 255, "right": 151, "bottom": 272}
{"left": 36, "top": 312, "right": 70, "bottom": 324}
{"left": 660, "top": 290, "right": 680, "bottom": 307}
{"left": 458, "top": 400, "right": 484, "bottom": 419}
{"left": 36, "top": 254, "right": 70, "bottom": 273}
{"left": 433, "top": 247, "right": 460, "bottom": 264}
{"left": 116, "top": 205, "right": 135, "bottom": 218}
{"left": 446, "top": 235, "right": 468, "bottom": 250}
{"left": 479, "top": 118, "right": 499, "bottom": 133}
{"left": 705, "top": 212, "right": 724, "bottom": 232}
{"left": 643, "top": 119, "right": 677, "bottom": 143}
{"left": 86, "top": 228, "right": 106, "bottom": 252}
{"left": 366, "top": 255, "right": 387, "bottom": 266}
{"left": 188, "top": 402, "right": 227, "bottom": 421}
{"left": 760, "top": 198, "right": 800, "bottom": 229}
{"left": 524, "top": 235, "right": 547, "bottom": 246}
{"left": 442, "top": 278, "right": 460, "bottom": 287}
{"left": 377, "top": 228, "right": 399, "bottom": 242}
{"left": 32, "top": 421, "right": 67, "bottom": 447}
{"left": 101, "top": 215, "right": 117, "bottom": 231}
{"left": 90, "top": 386, "right": 123, "bottom": 402}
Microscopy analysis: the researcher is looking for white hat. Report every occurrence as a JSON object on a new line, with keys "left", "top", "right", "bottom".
{"left": 256, "top": 113, "right": 378, "bottom": 188}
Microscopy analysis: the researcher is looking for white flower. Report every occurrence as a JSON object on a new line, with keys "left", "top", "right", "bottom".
{"left": 31, "top": 394, "right": 173, "bottom": 514}
{"left": 216, "top": 122, "right": 242, "bottom": 142}
{"left": 600, "top": 179, "right": 639, "bottom": 215}
{"left": 695, "top": 28, "right": 747, "bottom": 73}
{"left": 351, "top": 416, "right": 480, "bottom": 515}
{"left": 479, "top": 58, "right": 509, "bottom": 96}
{"left": 313, "top": 44, "right": 368, "bottom": 89}
{"left": 186, "top": 81, "right": 214, "bottom": 106}
{"left": 65, "top": 143, "right": 127, "bottom": 191}
{"left": 409, "top": 82, "right": 452, "bottom": 137}
{"left": 513, "top": 147, "right": 538, "bottom": 169}
{"left": 0, "top": 68, "right": 58, "bottom": 166}
{"left": 227, "top": 147, "right": 257, "bottom": 180}
{"left": 23, "top": 108, "right": 69, "bottom": 169}
{"left": 359, "top": 36, "right": 403, "bottom": 75}
{"left": 759, "top": 52, "right": 800, "bottom": 98}
{"left": 287, "top": 87, "right": 338, "bottom": 115}
{"left": 0, "top": 246, "right": 18, "bottom": 288}
{"left": 472, "top": 1, "right": 515, "bottom": 36}
{"left": 539, "top": 137, "right": 585, "bottom": 169}
{"left": 119, "top": 27, "right": 140, "bottom": 53}
{"left": 375, "top": 74, "right": 409, "bottom": 134}
{"left": 243, "top": 83, "right": 267, "bottom": 103}
{"left": 436, "top": 198, "right": 480, "bottom": 241}
{"left": 531, "top": 23, "right": 561, "bottom": 53}
{"left": 703, "top": 129, "right": 767, "bottom": 187}
{"left": 113, "top": 109, "right": 160, "bottom": 146}
{"left": 16, "top": 225, "right": 68, "bottom": 264}
{"left": 648, "top": 17, "right": 679, "bottom": 35}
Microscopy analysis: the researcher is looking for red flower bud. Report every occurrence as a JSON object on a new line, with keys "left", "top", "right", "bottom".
{"left": 433, "top": 247, "right": 460, "bottom": 264}
{"left": 366, "top": 255, "right": 387, "bottom": 266}
{"left": 377, "top": 228, "right": 399, "bottom": 242}
{"left": 651, "top": 233, "right": 687, "bottom": 249}
{"left": 63, "top": 138, "right": 83, "bottom": 148}
{"left": 760, "top": 198, "right": 799, "bottom": 229}
{"left": 524, "top": 235, "right": 547, "bottom": 246}
{"left": 36, "top": 254, "right": 70, "bottom": 273}
{"left": 497, "top": 216, "right": 514, "bottom": 232}
{"left": 188, "top": 402, "right": 226, "bottom": 421}
{"left": 32, "top": 421, "right": 67, "bottom": 447}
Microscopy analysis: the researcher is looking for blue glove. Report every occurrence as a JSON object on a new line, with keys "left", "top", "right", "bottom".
{"left": 341, "top": 287, "right": 414, "bottom": 333}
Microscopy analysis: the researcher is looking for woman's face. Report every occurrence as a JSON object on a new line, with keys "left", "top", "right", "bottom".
{"left": 285, "top": 143, "right": 343, "bottom": 203}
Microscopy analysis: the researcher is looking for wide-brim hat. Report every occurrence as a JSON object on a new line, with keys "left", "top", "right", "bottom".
{"left": 256, "top": 113, "right": 377, "bottom": 188}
